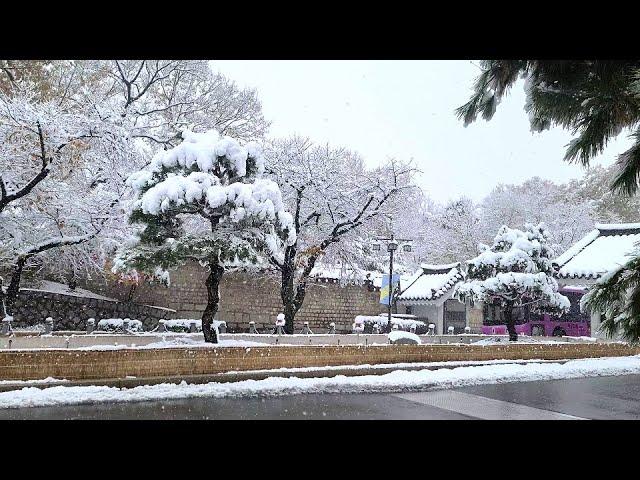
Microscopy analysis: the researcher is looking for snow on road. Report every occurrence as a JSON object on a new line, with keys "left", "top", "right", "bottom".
{"left": 2, "top": 355, "right": 640, "bottom": 409}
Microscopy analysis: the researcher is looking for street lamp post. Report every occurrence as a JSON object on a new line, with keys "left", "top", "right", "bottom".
{"left": 386, "top": 236, "right": 398, "bottom": 333}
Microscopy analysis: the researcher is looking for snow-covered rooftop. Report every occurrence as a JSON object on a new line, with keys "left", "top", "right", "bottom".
{"left": 398, "top": 263, "right": 464, "bottom": 303}
{"left": 554, "top": 223, "right": 640, "bottom": 279}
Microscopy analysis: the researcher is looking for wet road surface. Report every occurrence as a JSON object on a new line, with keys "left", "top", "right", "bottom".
{"left": 1, "top": 374, "right": 640, "bottom": 420}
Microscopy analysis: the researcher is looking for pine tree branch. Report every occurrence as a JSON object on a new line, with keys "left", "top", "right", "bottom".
{"left": 611, "top": 130, "right": 640, "bottom": 195}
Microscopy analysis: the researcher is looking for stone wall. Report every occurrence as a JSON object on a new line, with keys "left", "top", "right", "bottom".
{"left": 10, "top": 289, "right": 175, "bottom": 331}
{"left": 80, "top": 262, "right": 384, "bottom": 333}
{"left": 1, "top": 342, "right": 638, "bottom": 382}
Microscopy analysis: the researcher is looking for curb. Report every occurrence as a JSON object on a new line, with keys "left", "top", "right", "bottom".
{"left": 0, "top": 359, "right": 570, "bottom": 393}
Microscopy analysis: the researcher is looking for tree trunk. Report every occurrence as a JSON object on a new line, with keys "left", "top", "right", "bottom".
{"left": 0, "top": 277, "right": 7, "bottom": 319}
{"left": 503, "top": 305, "right": 518, "bottom": 341}
{"left": 280, "top": 245, "right": 303, "bottom": 335}
{"left": 202, "top": 262, "right": 225, "bottom": 344}
{"left": 281, "top": 256, "right": 301, "bottom": 335}
{"left": 5, "top": 256, "right": 26, "bottom": 315}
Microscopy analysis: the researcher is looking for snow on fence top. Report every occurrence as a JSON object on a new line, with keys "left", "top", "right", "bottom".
{"left": 398, "top": 263, "right": 464, "bottom": 303}
{"left": 554, "top": 224, "right": 640, "bottom": 280}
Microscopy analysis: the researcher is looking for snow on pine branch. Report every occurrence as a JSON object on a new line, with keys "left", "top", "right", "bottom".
{"left": 118, "top": 129, "right": 296, "bottom": 279}
{"left": 127, "top": 129, "right": 294, "bottom": 246}
{"left": 147, "top": 130, "right": 264, "bottom": 179}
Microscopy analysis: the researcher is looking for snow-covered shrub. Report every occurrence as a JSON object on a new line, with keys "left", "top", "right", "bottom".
{"left": 353, "top": 315, "right": 427, "bottom": 334}
{"left": 96, "top": 318, "right": 143, "bottom": 333}
{"left": 388, "top": 330, "right": 421, "bottom": 344}
{"left": 162, "top": 319, "right": 226, "bottom": 333}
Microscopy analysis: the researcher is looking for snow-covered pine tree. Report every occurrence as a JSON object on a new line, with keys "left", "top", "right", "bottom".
{"left": 114, "top": 130, "right": 296, "bottom": 343}
{"left": 454, "top": 223, "right": 570, "bottom": 341}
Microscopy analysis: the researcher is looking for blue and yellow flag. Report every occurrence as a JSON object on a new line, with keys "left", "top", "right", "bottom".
{"left": 380, "top": 274, "right": 400, "bottom": 305}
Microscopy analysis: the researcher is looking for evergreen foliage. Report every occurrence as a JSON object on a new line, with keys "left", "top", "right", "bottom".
{"left": 455, "top": 223, "right": 569, "bottom": 341}
{"left": 115, "top": 130, "right": 295, "bottom": 342}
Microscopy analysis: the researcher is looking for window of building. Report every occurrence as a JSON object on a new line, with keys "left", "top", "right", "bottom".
{"left": 402, "top": 244, "right": 412, "bottom": 252}
{"left": 372, "top": 243, "right": 381, "bottom": 251}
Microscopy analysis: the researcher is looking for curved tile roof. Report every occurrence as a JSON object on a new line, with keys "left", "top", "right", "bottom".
{"left": 398, "top": 262, "right": 464, "bottom": 303}
{"left": 554, "top": 223, "right": 640, "bottom": 279}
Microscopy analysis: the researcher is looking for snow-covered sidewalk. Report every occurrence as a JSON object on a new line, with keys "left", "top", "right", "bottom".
{"left": 2, "top": 355, "right": 640, "bottom": 409}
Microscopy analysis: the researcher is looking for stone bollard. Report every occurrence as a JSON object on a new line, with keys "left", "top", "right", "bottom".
{"left": 249, "top": 321, "right": 258, "bottom": 334}
{"left": 1, "top": 316, "right": 13, "bottom": 336}
{"left": 448, "top": 326, "right": 455, "bottom": 335}
{"left": 157, "top": 320, "right": 168, "bottom": 333}
{"left": 189, "top": 321, "right": 198, "bottom": 333}
{"left": 86, "top": 318, "right": 95, "bottom": 334}
{"left": 275, "top": 313, "right": 285, "bottom": 335}
{"left": 122, "top": 318, "right": 131, "bottom": 334}
{"left": 43, "top": 317, "right": 54, "bottom": 335}
{"left": 373, "top": 324, "right": 381, "bottom": 334}
{"left": 409, "top": 323, "right": 417, "bottom": 334}
{"left": 327, "top": 322, "right": 336, "bottom": 334}
{"left": 464, "top": 326, "right": 471, "bottom": 334}
{"left": 218, "top": 322, "right": 227, "bottom": 334}
{"left": 392, "top": 324, "right": 399, "bottom": 331}
{"left": 301, "top": 322, "right": 313, "bottom": 335}
{"left": 428, "top": 323, "right": 436, "bottom": 335}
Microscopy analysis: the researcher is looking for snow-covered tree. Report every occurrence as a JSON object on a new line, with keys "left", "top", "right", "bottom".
{"left": 114, "top": 130, "right": 295, "bottom": 343}
{"left": 265, "top": 136, "right": 416, "bottom": 333}
{"left": 1, "top": 60, "right": 270, "bottom": 146}
{"left": 568, "top": 164, "right": 640, "bottom": 224}
{"left": 104, "top": 60, "right": 269, "bottom": 146}
{"left": 0, "top": 60, "right": 271, "bottom": 296}
{"left": 454, "top": 223, "right": 570, "bottom": 341}
{"left": 421, "top": 197, "right": 485, "bottom": 264}
{"left": 0, "top": 90, "right": 129, "bottom": 316}
{"left": 481, "top": 177, "right": 594, "bottom": 254}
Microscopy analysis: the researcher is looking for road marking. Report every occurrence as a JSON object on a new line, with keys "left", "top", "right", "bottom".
{"left": 393, "top": 391, "right": 586, "bottom": 420}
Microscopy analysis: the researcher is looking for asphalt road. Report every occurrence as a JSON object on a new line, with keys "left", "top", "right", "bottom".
{"left": 2, "top": 374, "right": 640, "bottom": 420}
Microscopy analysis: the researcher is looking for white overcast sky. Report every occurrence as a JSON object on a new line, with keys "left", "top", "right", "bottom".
{"left": 212, "top": 60, "right": 633, "bottom": 203}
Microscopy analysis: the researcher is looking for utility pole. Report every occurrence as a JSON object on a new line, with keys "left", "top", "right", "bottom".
{"left": 375, "top": 235, "right": 413, "bottom": 333}
{"left": 386, "top": 236, "right": 398, "bottom": 333}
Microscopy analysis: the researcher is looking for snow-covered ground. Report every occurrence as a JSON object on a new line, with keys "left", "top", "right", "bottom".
{"left": 2, "top": 355, "right": 640, "bottom": 409}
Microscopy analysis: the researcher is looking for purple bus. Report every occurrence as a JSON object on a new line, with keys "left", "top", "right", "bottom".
{"left": 480, "top": 287, "right": 590, "bottom": 337}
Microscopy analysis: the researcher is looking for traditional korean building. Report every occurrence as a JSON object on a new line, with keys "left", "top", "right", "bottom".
{"left": 553, "top": 223, "right": 640, "bottom": 337}
{"left": 395, "top": 262, "right": 475, "bottom": 334}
